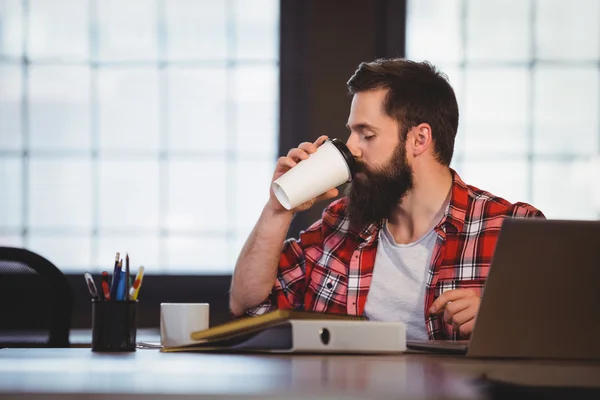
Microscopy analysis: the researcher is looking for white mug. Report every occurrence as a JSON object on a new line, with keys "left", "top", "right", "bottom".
{"left": 160, "top": 303, "right": 209, "bottom": 347}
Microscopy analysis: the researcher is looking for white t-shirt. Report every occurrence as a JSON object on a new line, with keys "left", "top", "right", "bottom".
{"left": 363, "top": 223, "right": 438, "bottom": 341}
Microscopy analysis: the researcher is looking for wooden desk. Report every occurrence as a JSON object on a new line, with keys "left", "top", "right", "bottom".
{"left": 0, "top": 348, "right": 599, "bottom": 399}
{"left": 411, "top": 352, "right": 600, "bottom": 391}
{"left": 0, "top": 348, "right": 479, "bottom": 399}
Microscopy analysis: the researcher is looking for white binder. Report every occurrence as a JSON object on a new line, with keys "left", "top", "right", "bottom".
{"left": 162, "top": 320, "right": 406, "bottom": 354}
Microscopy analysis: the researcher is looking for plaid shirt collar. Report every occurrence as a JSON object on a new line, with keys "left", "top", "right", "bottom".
{"left": 351, "top": 168, "right": 468, "bottom": 242}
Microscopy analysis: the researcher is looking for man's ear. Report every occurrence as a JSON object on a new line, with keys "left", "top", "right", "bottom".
{"left": 407, "top": 123, "right": 433, "bottom": 157}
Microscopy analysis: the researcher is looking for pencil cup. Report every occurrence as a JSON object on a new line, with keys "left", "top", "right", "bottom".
{"left": 91, "top": 300, "right": 138, "bottom": 352}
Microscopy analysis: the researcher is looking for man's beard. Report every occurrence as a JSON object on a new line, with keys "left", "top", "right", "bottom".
{"left": 344, "top": 143, "right": 414, "bottom": 228}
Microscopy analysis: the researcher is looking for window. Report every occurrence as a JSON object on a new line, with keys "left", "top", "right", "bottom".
{"left": 406, "top": 0, "right": 600, "bottom": 219}
{"left": 0, "top": 0, "right": 279, "bottom": 273}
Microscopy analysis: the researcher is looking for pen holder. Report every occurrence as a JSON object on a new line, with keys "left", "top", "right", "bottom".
{"left": 91, "top": 300, "right": 138, "bottom": 352}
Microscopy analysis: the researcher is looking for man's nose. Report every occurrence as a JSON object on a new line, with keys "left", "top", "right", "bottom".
{"left": 346, "top": 134, "right": 362, "bottom": 159}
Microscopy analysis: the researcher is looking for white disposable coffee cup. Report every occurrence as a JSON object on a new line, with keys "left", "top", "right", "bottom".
{"left": 272, "top": 138, "right": 356, "bottom": 210}
{"left": 160, "top": 303, "right": 209, "bottom": 347}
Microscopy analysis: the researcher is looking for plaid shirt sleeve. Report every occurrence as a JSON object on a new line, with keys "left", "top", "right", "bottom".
{"left": 510, "top": 202, "right": 546, "bottom": 219}
{"left": 245, "top": 216, "right": 325, "bottom": 316}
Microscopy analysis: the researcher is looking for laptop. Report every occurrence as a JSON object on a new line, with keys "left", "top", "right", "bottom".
{"left": 407, "top": 218, "right": 600, "bottom": 360}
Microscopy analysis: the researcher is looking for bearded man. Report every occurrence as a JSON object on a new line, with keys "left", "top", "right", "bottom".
{"left": 229, "top": 58, "right": 544, "bottom": 341}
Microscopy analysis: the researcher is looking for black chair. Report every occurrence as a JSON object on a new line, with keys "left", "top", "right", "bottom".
{"left": 0, "top": 247, "right": 72, "bottom": 348}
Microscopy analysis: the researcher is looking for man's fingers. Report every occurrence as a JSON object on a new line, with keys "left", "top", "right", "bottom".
{"left": 300, "top": 135, "right": 329, "bottom": 153}
{"left": 448, "top": 307, "right": 475, "bottom": 330}
{"left": 430, "top": 290, "right": 466, "bottom": 314}
{"left": 429, "top": 288, "right": 480, "bottom": 338}
{"left": 287, "top": 148, "right": 310, "bottom": 162}
{"left": 429, "top": 288, "right": 477, "bottom": 314}
{"left": 286, "top": 136, "right": 329, "bottom": 163}
{"left": 298, "top": 142, "right": 318, "bottom": 154}
{"left": 277, "top": 156, "right": 297, "bottom": 170}
{"left": 458, "top": 319, "right": 476, "bottom": 337}
{"left": 314, "top": 135, "right": 329, "bottom": 146}
{"left": 442, "top": 298, "right": 471, "bottom": 325}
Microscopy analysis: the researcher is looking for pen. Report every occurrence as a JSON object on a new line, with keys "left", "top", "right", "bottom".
{"left": 109, "top": 252, "right": 120, "bottom": 300}
{"left": 116, "top": 270, "right": 126, "bottom": 301}
{"left": 84, "top": 272, "right": 100, "bottom": 301}
{"left": 129, "top": 265, "right": 145, "bottom": 300}
{"left": 101, "top": 271, "right": 111, "bottom": 301}
{"left": 125, "top": 253, "right": 130, "bottom": 302}
{"left": 97, "top": 276, "right": 105, "bottom": 301}
{"left": 110, "top": 258, "right": 123, "bottom": 301}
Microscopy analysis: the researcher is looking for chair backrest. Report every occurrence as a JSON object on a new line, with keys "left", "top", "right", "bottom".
{"left": 0, "top": 247, "right": 72, "bottom": 348}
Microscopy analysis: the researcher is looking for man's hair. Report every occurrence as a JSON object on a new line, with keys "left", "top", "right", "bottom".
{"left": 347, "top": 58, "right": 459, "bottom": 166}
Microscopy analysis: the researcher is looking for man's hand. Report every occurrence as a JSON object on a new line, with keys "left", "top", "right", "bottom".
{"left": 428, "top": 289, "right": 480, "bottom": 337}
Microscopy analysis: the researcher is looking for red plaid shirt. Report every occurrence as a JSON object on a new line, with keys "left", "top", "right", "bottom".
{"left": 247, "top": 170, "right": 544, "bottom": 340}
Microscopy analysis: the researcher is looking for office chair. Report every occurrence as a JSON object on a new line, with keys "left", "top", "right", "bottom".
{"left": 0, "top": 247, "right": 73, "bottom": 348}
